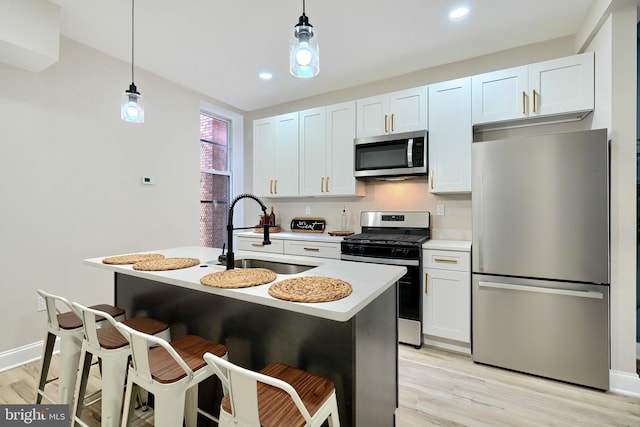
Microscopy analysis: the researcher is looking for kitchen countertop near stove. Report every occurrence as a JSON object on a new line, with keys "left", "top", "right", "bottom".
{"left": 85, "top": 246, "right": 405, "bottom": 322}
{"left": 423, "top": 239, "right": 472, "bottom": 251}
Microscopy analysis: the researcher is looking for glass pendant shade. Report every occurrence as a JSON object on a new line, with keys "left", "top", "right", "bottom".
{"left": 121, "top": 83, "right": 144, "bottom": 123}
{"left": 290, "top": 15, "right": 319, "bottom": 78}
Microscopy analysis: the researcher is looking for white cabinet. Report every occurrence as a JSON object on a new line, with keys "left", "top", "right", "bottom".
{"left": 356, "top": 87, "right": 428, "bottom": 137}
{"left": 253, "top": 113, "right": 299, "bottom": 197}
{"left": 236, "top": 236, "right": 284, "bottom": 254}
{"left": 299, "top": 102, "right": 364, "bottom": 197}
{"left": 284, "top": 240, "right": 341, "bottom": 259}
{"left": 236, "top": 235, "right": 341, "bottom": 259}
{"left": 472, "top": 52, "right": 594, "bottom": 127}
{"left": 423, "top": 246, "right": 471, "bottom": 344}
{"left": 428, "top": 78, "right": 472, "bottom": 194}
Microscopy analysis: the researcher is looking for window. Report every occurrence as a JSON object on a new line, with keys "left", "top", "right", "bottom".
{"left": 200, "top": 113, "right": 231, "bottom": 248}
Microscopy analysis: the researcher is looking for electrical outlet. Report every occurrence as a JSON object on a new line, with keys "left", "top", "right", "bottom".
{"left": 37, "top": 296, "right": 46, "bottom": 312}
{"left": 305, "top": 206, "right": 311, "bottom": 215}
{"left": 437, "top": 204, "right": 445, "bottom": 216}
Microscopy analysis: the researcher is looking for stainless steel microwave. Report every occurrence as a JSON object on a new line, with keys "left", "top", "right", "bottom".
{"left": 354, "top": 130, "right": 428, "bottom": 179}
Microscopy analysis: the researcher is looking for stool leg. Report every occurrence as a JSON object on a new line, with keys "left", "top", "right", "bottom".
{"left": 327, "top": 394, "right": 340, "bottom": 427}
{"left": 100, "top": 352, "right": 129, "bottom": 427}
{"left": 72, "top": 348, "right": 93, "bottom": 423}
{"left": 154, "top": 391, "right": 187, "bottom": 427}
{"left": 36, "top": 332, "right": 56, "bottom": 404}
{"left": 58, "top": 333, "right": 82, "bottom": 404}
{"left": 120, "top": 379, "right": 136, "bottom": 427}
{"left": 184, "top": 385, "right": 198, "bottom": 427}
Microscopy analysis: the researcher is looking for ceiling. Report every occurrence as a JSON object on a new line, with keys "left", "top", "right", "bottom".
{"left": 50, "top": 0, "right": 596, "bottom": 112}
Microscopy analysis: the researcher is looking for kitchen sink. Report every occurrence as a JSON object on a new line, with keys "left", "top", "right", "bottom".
{"left": 211, "top": 258, "right": 315, "bottom": 274}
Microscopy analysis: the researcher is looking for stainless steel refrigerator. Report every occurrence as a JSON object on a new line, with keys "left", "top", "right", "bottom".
{"left": 472, "top": 128, "right": 610, "bottom": 390}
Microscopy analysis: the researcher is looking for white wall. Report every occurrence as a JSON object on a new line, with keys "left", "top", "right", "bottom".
{"left": 0, "top": 37, "right": 213, "bottom": 359}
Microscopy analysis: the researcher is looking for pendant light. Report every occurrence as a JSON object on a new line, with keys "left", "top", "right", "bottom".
{"left": 121, "top": 0, "right": 144, "bottom": 123}
{"left": 289, "top": 0, "right": 319, "bottom": 78}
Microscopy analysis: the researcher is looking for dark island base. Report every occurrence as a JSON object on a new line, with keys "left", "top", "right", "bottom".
{"left": 115, "top": 273, "right": 398, "bottom": 427}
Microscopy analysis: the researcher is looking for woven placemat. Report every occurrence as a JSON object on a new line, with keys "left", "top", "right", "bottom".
{"left": 102, "top": 253, "right": 165, "bottom": 265}
{"left": 200, "top": 268, "right": 277, "bottom": 289}
{"left": 132, "top": 257, "right": 200, "bottom": 271}
{"left": 268, "top": 276, "right": 352, "bottom": 303}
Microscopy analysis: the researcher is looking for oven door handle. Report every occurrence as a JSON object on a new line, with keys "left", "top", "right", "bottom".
{"left": 341, "top": 254, "right": 419, "bottom": 267}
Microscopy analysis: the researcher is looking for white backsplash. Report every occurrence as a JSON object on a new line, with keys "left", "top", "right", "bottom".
{"left": 255, "top": 180, "right": 472, "bottom": 241}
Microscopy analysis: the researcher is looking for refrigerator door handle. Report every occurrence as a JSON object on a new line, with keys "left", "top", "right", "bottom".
{"left": 476, "top": 173, "right": 484, "bottom": 272}
{"left": 478, "top": 281, "right": 604, "bottom": 299}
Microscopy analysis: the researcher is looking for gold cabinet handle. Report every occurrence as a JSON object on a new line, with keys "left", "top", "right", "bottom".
{"left": 425, "top": 272, "right": 428, "bottom": 294}
{"left": 303, "top": 247, "right": 320, "bottom": 252}
{"left": 325, "top": 176, "right": 330, "bottom": 192}
{"left": 269, "top": 180, "right": 273, "bottom": 194}
{"left": 533, "top": 89, "right": 537, "bottom": 113}
{"left": 251, "top": 242, "right": 264, "bottom": 247}
{"left": 522, "top": 91, "right": 527, "bottom": 115}
{"left": 274, "top": 179, "right": 277, "bottom": 194}
{"left": 320, "top": 177, "right": 325, "bottom": 192}
{"left": 429, "top": 169, "right": 434, "bottom": 190}
{"left": 384, "top": 114, "right": 388, "bottom": 133}
{"left": 391, "top": 113, "right": 395, "bottom": 132}
{"left": 434, "top": 257, "right": 458, "bottom": 264}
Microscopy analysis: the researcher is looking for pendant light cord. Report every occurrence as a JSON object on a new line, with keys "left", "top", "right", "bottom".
{"left": 131, "top": 0, "right": 135, "bottom": 84}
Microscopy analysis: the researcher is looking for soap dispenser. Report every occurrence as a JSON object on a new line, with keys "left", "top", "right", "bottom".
{"left": 341, "top": 207, "right": 348, "bottom": 231}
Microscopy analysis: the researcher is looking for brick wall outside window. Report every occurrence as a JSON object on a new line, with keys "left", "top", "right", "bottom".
{"left": 200, "top": 113, "right": 230, "bottom": 248}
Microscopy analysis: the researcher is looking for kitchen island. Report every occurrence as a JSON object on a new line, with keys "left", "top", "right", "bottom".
{"left": 85, "top": 246, "right": 405, "bottom": 427}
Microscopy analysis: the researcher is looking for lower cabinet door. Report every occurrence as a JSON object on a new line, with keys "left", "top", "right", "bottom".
{"left": 423, "top": 268, "right": 470, "bottom": 342}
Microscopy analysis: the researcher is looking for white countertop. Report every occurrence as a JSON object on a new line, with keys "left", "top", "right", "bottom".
{"left": 423, "top": 239, "right": 472, "bottom": 251}
{"left": 84, "top": 246, "right": 405, "bottom": 323}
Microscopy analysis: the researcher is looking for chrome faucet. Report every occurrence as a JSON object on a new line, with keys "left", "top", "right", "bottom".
{"left": 218, "top": 193, "right": 271, "bottom": 270}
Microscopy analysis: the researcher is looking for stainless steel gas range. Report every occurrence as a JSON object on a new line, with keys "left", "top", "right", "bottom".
{"left": 341, "top": 211, "right": 430, "bottom": 348}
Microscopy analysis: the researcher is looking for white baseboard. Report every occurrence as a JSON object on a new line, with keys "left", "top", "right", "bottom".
{"left": 609, "top": 369, "right": 640, "bottom": 397}
{"left": 0, "top": 339, "right": 59, "bottom": 373}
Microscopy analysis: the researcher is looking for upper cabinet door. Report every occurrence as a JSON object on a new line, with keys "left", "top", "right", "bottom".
{"left": 428, "top": 78, "right": 472, "bottom": 194}
{"left": 326, "top": 101, "right": 364, "bottom": 196}
{"left": 252, "top": 117, "right": 276, "bottom": 198}
{"left": 356, "top": 94, "right": 389, "bottom": 137}
{"left": 389, "top": 87, "right": 428, "bottom": 134}
{"left": 528, "top": 52, "right": 594, "bottom": 117}
{"left": 356, "top": 87, "right": 428, "bottom": 137}
{"left": 252, "top": 113, "right": 299, "bottom": 198}
{"left": 273, "top": 113, "right": 299, "bottom": 197}
{"left": 471, "top": 66, "right": 528, "bottom": 124}
{"left": 299, "top": 107, "right": 327, "bottom": 197}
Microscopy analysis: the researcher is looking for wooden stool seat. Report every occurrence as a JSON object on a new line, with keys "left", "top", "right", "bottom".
{"left": 148, "top": 335, "right": 228, "bottom": 384}
{"left": 205, "top": 353, "right": 340, "bottom": 427}
{"left": 221, "top": 363, "right": 336, "bottom": 427}
{"left": 97, "top": 316, "right": 170, "bottom": 350}
{"left": 57, "top": 304, "right": 125, "bottom": 330}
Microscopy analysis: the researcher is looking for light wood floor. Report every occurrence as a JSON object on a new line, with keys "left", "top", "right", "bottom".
{"left": 1, "top": 346, "right": 638, "bottom": 426}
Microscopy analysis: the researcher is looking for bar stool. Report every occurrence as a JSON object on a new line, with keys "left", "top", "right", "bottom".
{"left": 114, "top": 322, "right": 228, "bottom": 427}
{"left": 71, "top": 302, "right": 171, "bottom": 427}
{"left": 203, "top": 352, "right": 340, "bottom": 427}
{"left": 36, "top": 289, "right": 125, "bottom": 405}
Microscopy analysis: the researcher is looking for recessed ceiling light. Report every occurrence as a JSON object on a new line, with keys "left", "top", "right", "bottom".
{"left": 448, "top": 5, "right": 470, "bottom": 20}
{"left": 258, "top": 71, "right": 273, "bottom": 80}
